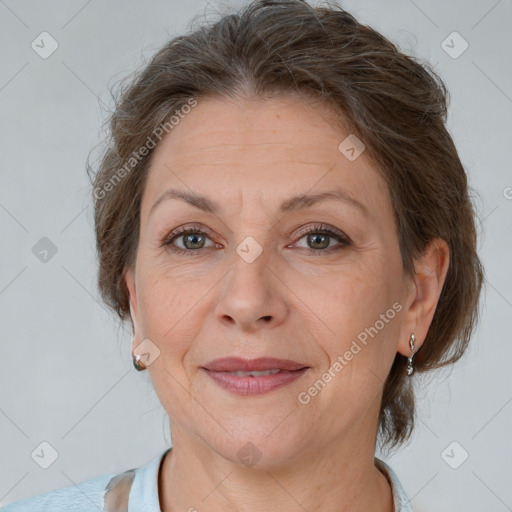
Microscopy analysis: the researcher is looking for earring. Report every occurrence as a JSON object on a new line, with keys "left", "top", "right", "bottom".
{"left": 406, "top": 333, "right": 416, "bottom": 376}
{"left": 132, "top": 349, "right": 147, "bottom": 372}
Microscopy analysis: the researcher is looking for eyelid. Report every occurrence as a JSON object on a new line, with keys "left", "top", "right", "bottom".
{"left": 291, "top": 222, "right": 351, "bottom": 245}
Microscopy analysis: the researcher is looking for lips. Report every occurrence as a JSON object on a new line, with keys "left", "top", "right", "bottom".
{"left": 202, "top": 357, "right": 309, "bottom": 372}
{"left": 201, "top": 357, "right": 311, "bottom": 395}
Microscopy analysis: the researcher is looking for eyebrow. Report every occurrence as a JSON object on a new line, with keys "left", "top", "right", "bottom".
{"left": 148, "top": 188, "right": 370, "bottom": 219}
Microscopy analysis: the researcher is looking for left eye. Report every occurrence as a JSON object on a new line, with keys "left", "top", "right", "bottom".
{"left": 293, "top": 226, "right": 350, "bottom": 253}
{"left": 296, "top": 231, "right": 341, "bottom": 250}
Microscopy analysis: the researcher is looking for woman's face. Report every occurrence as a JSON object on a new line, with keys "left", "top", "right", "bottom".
{"left": 125, "top": 94, "right": 418, "bottom": 466}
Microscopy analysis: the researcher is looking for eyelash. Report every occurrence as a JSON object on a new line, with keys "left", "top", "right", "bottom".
{"left": 161, "top": 223, "right": 351, "bottom": 256}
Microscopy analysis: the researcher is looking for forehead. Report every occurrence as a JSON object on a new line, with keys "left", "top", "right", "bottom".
{"left": 141, "top": 95, "right": 391, "bottom": 221}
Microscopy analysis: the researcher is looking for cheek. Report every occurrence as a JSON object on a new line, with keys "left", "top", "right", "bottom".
{"left": 137, "top": 267, "right": 203, "bottom": 358}
{"left": 300, "top": 255, "right": 401, "bottom": 385}
{"left": 302, "top": 255, "right": 394, "bottom": 335}
{"left": 137, "top": 272, "right": 203, "bottom": 411}
{"left": 139, "top": 255, "right": 211, "bottom": 318}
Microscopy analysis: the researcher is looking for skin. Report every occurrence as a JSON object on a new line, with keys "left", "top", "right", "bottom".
{"left": 124, "top": 93, "right": 450, "bottom": 512}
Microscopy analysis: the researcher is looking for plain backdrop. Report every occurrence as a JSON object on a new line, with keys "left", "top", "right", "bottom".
{"left": 1, "top": 0, "right": 511, "bottom": 510}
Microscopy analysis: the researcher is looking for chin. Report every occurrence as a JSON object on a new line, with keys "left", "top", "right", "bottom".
{"left": 199, "top": 424, "right": 308, "bottom": 470}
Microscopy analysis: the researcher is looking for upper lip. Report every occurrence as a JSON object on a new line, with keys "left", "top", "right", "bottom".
{"left": 202, "top": 357, "right": 309, "bottom": 372}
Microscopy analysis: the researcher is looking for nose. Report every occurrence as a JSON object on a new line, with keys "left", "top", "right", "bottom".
{"left": 213, "top": 248, "right": 289, "bottom": 333}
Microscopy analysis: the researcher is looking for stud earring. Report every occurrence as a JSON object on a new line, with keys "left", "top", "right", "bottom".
{"left": 406, "top": 334, "right": 416, "bottom": 376}
{"left": 132, "top": 346, "right": 147, "bottom": 372}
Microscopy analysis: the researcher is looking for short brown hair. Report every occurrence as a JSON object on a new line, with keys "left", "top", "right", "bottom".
{"left": 87, "top": 0, "right": 484, "bottom": 452}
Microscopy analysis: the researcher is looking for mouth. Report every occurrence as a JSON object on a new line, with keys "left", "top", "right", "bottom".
{"left": 200, "top": 357, "right": 310, "bottom": 396}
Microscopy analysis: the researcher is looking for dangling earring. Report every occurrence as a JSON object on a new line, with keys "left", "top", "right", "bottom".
{"left": 406, "top": 333, "right": 416, "bottom": 376}
{"left": 132, "top": 342, "right": 147, "bottom": 372}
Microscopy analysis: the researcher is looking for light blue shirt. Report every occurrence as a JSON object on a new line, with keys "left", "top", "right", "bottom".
{"left": 1, "top": 448, "right": 412, "bottom": 511}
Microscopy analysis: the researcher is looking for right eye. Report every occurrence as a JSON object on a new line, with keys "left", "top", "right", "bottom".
{"left": 161, "top": 225, "right": 216, "bottom": 254}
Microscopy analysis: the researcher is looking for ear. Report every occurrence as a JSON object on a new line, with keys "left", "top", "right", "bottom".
{"left": 124, "top": 267, "right": 142, "bottom": 349}
{"left": 397, "top": 238, "right": 450, "bottom": 357}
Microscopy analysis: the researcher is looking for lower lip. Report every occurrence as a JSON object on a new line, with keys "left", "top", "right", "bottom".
{"left": 201, "top": 368, "right": 309, "bottom": 396}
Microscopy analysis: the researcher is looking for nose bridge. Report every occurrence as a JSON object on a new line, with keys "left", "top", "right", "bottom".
{"left": 214, "top": 229, "right": 287, "bottom": 331}
{"left": 227, "top": 234, "right": 272, "bottom": 303}
{"left": 225, "top": 196, "right": 275, "bottom": 279}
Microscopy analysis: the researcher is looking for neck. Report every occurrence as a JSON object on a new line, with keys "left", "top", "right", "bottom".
{"left": 158, "top": 427, "right": 394, "bottom": 512}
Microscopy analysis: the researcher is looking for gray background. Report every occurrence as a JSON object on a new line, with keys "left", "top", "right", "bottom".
{"left": 1, "top": 0, "right": 511, "bottom": 510}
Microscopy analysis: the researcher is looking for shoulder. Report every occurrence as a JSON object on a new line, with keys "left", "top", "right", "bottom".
{"left": 1, "top": 472, "right": 116, "bottom": 511}
{"left": 374, "top": 457, "right": 413, "bottom": 512}
{"left": 1, "top": 449, "right": 170, "bottom": 512}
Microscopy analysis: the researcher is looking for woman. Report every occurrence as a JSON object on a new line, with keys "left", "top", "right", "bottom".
{"left": 3, "top": 0, "right": 483, "bottom": 510}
